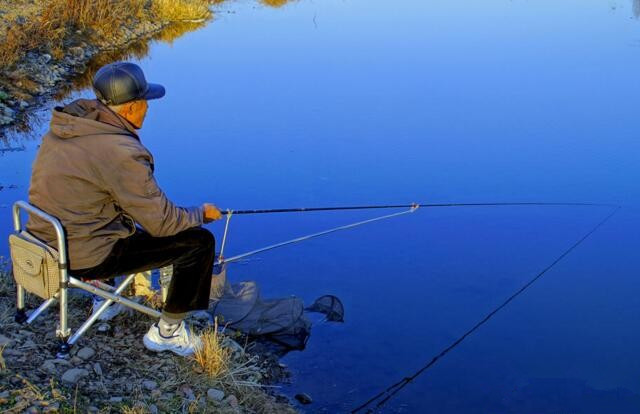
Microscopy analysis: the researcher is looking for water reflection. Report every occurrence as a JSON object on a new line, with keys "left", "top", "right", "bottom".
{"left": 634, "top": 0, "right": 640, "bottom": 18}
{"left": 1, "top": 0, "right": 294, "bottom": 143}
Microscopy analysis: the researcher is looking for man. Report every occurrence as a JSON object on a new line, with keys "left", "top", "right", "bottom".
{"left": 27, "top": 62, "right": 222, "bottom": 356}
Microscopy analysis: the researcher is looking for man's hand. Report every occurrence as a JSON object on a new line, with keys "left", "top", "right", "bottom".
{"left": 203, "top": 203, "right": 223, "bottom": 223}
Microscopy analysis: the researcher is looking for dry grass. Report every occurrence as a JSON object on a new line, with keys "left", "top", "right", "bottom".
{"left": 152, "top": 0, "right": 211, "bottom": 23}
{"left": 193, "top": 319, "right": 232, "bottom": 378}
{"left": 0, "top": 0, "right": 212, "bottom": 70}
{"left": 261, "top": 0, "right": 293, "bottom": 7}
{"left": 121, "top": 405, "right": 150, "bottom": 414}
{"left": 0, "top": 345, "right": 5, "bottom": 372}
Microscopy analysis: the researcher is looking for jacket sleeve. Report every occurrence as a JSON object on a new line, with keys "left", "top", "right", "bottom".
{"left": 106, "top": 145, "right": 204, "bottom": 237}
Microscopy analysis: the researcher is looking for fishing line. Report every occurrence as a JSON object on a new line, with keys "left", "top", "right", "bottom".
{"left": 350, "top": 206, "right": 620, "bottom": 413}
{"left": 216, "top": 206, "right": 418, "bottom": 266}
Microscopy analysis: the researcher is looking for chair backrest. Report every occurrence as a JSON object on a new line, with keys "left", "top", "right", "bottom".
{"left": 10, "top": 201, "right": 68, "bottom": 299}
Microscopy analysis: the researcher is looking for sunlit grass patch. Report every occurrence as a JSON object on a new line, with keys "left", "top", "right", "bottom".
{"left": 0, "top": 0, "right": 213, "bottom": 70}
{"left": 152, "top": 0, "right": 212, "bottom": 22}
{"left": 0, "top": 345, "right": 6, "bottom": 371}
{"left": 193, "top": 319, "right": 232, "bottom": 378}
{"left": 261, "top": 0, "right": 293, "bottom": 7}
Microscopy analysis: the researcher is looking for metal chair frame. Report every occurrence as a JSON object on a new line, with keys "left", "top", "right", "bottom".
{"left": 12, "top": 201, "right": 161, "bottom": 357}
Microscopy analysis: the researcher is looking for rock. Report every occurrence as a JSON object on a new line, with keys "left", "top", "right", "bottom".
{"left": 96, "top": 323, "right": 111, "bottom": 335}
{"left": 40, "top": 54, "right": 52, "bottom": 64}
{"left": 180, "top": 386, "right": 195, "bottom": 401}
{"left": 69, "top": 47, "right": 85, "bottom": 59}
{"left": 142, "top": 380, "right": 157, "bottom": 391}
{"left": 76, "top": 347, "right": 95, "bottom": 360}
{"left": 70, "top": 356, "right": 83, "bottom": 365}
{"left": 295, "top": 393, "right": 313, "bottom": 405}
{"left": 3, "top": 348, "right": 22, "bottom": 357}
{"left": 26, "top": 406, "right": 39, "bottom": 414}
{"left": 42, "top": 403, "right": 60, "bottom": 414}
{"left": 109, "top": 396, "right": 123, "bottom": 403}
{"left": 0, "top": 334, "right": 12, "bottom": 347}
{"left": 61, "top": 368, "right": 89, "bottom": 384}
{"left": 0, "top": 90, "right": 8, "bottom": 101}
{"left": 41, "top": 360, "right": 57, "bottom": 375}
{"left": 149, "top": 405, "right": 158, "bottom": 414}
{"left": 52, "top": 358, "right": 71, "bottom": 366}
{"left": 207, "top": 388, "right": 225, "bottom": 402}
{"left": 93, "top": 362, "right": 103, "bottom": 376}
{"left": 19, "top": 100, "right": 29, "bottom": 109}
{"left": 15, "top": 15, "right": 26, "bottom": 25}
{"left": 224, "top": 395, "right": 239, "bottom": 410}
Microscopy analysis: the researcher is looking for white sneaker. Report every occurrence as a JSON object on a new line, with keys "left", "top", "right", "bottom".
{"left": 91, "top": 296, "right": 125, "bottom": 321}
{"left": 143, "top": 321, "right": 203, "bottom": 357}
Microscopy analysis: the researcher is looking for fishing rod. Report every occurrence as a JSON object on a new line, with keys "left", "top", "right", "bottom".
{"left": 351, "top": 205, "right": 621, "bottom": 413}
{"left": 221, "top": 202, "right": 617, "bottom": 215}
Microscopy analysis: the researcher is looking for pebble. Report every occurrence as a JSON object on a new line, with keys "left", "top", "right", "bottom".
{"left": 93, "top": 362, "right": 103, "bottom": 376}
{"left": 70, "top": 356, "right": 83, "bottom": 365}
{"left": 40, "top": 360, "right": 57, "bottom": 375}
{"left": 0, "top": 334, "right": 12, "bottom": 347}
{"left": 61, "top": 368, "right": 89, "bottom": 384}
{"left": 3, "top": 348, "right": 23, "bottom": 357}
{"left": 207, "top": 388, "right": 225, "bottom": 402}
{"left": 224, "top": 395, "right": 239, "bottom": 410}
{"left": 69, "top": 46, "right": 85, "bottom": 59}
{"left": 42, "top": 403, "right": 60, "bottom": 414}
{"left": 295, "top": 393, "right": 313, "bottom": 405}
{"left": 142, "top": 380, "right": 157, "bottom": 391}
{"left": 181, "top": 385, "right": 195, "bottom": 401}
{"left": 77, "top": 347, "right": 95, "bottom": 360}
{"left": 52, "top": 358, "right": 71, "bottom": 366}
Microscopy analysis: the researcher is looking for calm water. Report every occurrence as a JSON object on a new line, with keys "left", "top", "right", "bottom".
{"left": 2, "top": 0, "right": 640, "bottom": 412}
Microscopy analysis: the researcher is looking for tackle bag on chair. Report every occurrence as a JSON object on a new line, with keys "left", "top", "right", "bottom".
{"left": 9, "top": 232, "right": 60, "bottom": 299}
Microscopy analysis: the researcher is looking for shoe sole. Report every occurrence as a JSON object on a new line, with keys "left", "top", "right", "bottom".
{"left": 143, "top": 334, "right": 194, "bottom": 357}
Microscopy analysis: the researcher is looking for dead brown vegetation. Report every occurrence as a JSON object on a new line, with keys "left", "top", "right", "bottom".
{"left": 0, "top": 0, "right": 211, "bottom": 70}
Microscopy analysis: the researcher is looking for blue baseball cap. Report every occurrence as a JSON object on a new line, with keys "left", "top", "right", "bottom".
{"left": 92, "top": 62, "right": 165, "bottom": 105}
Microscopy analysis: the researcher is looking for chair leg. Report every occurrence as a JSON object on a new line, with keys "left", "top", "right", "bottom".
{"left": 67, "top": 274, "right": 143, "bottom": 347}
{"left": 26, "top": 295, "right": 58, "bottom": 324}
{"left": 15, "top": 284, "right": 27, "bottom": 324}
{"left": 56, "top": 285, "right": 71, "bottom": 358}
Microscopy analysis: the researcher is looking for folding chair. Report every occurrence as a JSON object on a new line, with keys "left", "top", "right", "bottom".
{"left": 11, "top": 200, "right": 162, "bottom": 357}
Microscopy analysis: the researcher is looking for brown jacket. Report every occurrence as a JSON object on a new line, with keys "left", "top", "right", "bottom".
{"left": 27, "top": 99, "right": 203, "bottom": 270}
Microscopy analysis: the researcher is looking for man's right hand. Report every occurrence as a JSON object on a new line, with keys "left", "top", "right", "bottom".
{"left": 203, "top": 203, "right": 223, "bottom": 223}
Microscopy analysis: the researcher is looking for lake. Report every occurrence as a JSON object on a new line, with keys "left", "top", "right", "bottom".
{"left": 1, "top": 0, "right": 639, "bottom": 412}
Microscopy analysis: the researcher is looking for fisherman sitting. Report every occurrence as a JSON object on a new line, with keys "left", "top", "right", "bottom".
{"left": 26, "top": 62, "right": 222, "bottom": 356}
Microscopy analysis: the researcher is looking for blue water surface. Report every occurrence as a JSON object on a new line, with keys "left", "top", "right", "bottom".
{"left": 1, "top": 0, "right": 639, "bottom": 412}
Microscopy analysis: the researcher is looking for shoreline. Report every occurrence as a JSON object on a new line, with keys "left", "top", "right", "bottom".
{"left": 0, "top": 0, "right": 211, "bottom": 139}
{"left": 0, "top": 268, "right": 299, "bottom": 413}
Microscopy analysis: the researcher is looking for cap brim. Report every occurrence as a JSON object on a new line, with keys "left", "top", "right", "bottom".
{"left": 142, "top": 83, "right": 165, "bottom": 101}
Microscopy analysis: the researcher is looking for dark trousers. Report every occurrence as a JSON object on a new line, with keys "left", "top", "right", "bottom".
{"left": 72, "top": 227, "right": 215, "bottom": 314}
